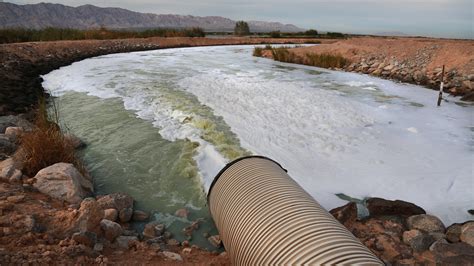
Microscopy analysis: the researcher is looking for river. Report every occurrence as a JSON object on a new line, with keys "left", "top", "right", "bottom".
{"left": 42, "top": 45, "right": 473, "bottom": 248}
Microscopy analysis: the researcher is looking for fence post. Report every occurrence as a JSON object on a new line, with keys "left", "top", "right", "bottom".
{"left": 437, "top": 65, "right": 445, "bottom": 106}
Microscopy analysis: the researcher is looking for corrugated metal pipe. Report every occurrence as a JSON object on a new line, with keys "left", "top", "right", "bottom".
{"left": 208, "top": 156, "right": 383, "bottom": 265}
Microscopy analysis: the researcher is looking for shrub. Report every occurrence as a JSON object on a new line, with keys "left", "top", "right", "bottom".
{"left": 304, "top": 29, "right": 319, "bottom": 36}
{"left": 16, "top": 96, "right": 83, "bottom": 176}
{"left": 326, "top": 32, "right": 345, "bottom": 38}
{"left": 269, "top": 31, "right": 281, "bottom": 38}
{"left": 0, "top": 27, "right": 206, "bottom": 44}
{"left": 305, "top": 53, "right": 350, "bottom": 68}
{"left": 253, "top": 47, "right": 263, "bottom": 57}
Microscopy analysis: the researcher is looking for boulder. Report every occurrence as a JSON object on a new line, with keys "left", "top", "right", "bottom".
{"left": 143, "top": 221, "right": 165, "bottom": 239}
{"left": 132, "top": 210, "right": 149, "bottom": 222}
{"left": 208, "top": 235, "right": 222, "bottom": 248}
{"left": 64, "top": 134, "right": 86, "bottom": 149}
{"left": 33, "top": 163, "right": 93, "bottom": 204}
{"left": 97, "top": 193, "right": 133, "bottom": 212}
{"left": 72, "top": 231, "right": 97, "bottom": 247}
{"left": 166, "top": 239, "right": 180, "bottom": 246}
{"left": 100, "top": 219, "right": 122, "bottom": 242}
{"left": 366, "top": 197, "right": 425, "bottom": 217}
{"left": 407, "top": 214, "right": 445, "bottom": 233}
{"left": 115, "top": 236, "right": 138, "bottom": 249}
{"left": 119, "top": 208, "right": 133, "bottom": 223}
{"left": 76, "top": 198, "right": 104, "bottom": 235}
{"left": 161, "top": 251, "right": 183, "bottom": 261}
{"left": 460, "top": 221, "right": 474, "bottom": 246}
{"left": 103, "top": 208, "right": 118, "bottom": 222}
{"left": 329, "top": 202, "right": 357, "bottom": 228}
{"left": 0, "top": 134, "right": 16, "bottom": 159}
{"left": 431, "top": 242, "right": 474, "bottom": 264}
{"left": 0, "top": 158, "right": 22, "bottom": 182}
{"left": 402, "top": 229, "right": 436, "bottom": 252}
{"left": 4, "top": 127, "right": 23, "bottom": 141}
{"left": 446, "top": 223, "right": 462, "bottom": 243}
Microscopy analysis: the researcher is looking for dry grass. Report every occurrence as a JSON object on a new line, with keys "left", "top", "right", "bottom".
{"left": 253, "top": 45, "right": 350, "bottom": 69}
{"left": 16, "top": 97, "right": 84, "bottom": 177}
{"left": 304, "top": 52, "right": 350, "bottom": 68}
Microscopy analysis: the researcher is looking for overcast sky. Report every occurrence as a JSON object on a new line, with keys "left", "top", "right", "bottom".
{"left": 5, "top": 0, "right": 473, "bottom": 38}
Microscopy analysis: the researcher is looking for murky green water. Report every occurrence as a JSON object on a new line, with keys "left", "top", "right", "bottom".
{"left": 57, "top": 92, "right": 219, "bottom": 248}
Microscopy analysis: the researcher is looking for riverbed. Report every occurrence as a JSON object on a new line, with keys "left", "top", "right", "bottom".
{"left": 42, "top": 45, "right": 473, "bottom": 247}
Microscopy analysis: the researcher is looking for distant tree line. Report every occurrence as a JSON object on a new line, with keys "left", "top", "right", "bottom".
{"left": 0, "top": 27, "right": 206, "bottom": 44}
{"left": 234, "top": 21, "right": 250, "bottom": 36}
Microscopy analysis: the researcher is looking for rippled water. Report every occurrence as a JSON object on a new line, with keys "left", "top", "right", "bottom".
{"left": 43, "top": 45, "right": 473, "bottom": 247}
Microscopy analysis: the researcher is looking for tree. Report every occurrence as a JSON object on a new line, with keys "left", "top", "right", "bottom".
{"left": 269, "top": 31, "right": 281, "bottom": 38}
{"left": 234, "top": 21, "right": 250, "bottom": 36}
{"left": 304, "top": 29, "right": 318, "bottom": 36}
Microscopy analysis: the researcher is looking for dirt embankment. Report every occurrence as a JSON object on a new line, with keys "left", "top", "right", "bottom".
{"left": 268, "top": 37, "right": 474, "bottom": 100}
{"left": 0, "top": 37, "right": 331, "bottom": 116}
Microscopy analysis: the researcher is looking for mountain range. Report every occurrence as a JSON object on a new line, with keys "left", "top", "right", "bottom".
{"left": 0, "top": 2, "right": 304, "bottom": 32}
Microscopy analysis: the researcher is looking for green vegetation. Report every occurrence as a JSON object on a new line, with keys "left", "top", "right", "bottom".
{"left": 0, "top": 27, "right": 205, "bottom": 44}
{"left": 304, "top": 29, "right": 319, "bottom": 36}
{"left": 234, "top": 21, "right": 250, "bottom": 36}
{"left": 326, "top": 32, "right": 345, "bottom": 38}
{"left": 269, "top": 31, "right": 281, "bottom": 38}
{"left": 253, "top": 45, "right": 350, "bottom": 69}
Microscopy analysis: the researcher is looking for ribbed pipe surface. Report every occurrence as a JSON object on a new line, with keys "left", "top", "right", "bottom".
{"left": 208, "top": 156, "right": 383, "bottom": 265}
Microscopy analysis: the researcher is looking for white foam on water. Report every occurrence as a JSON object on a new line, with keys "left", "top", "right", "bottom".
{"left": 43, "top": 45, "right": 474, "bottom": 225}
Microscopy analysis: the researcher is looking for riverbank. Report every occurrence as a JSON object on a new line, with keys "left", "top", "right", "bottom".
{"left": 257, "top": 37, "right": 474, "bottom": 101}
{"left": 0, "top": 36, "right": 329, "bottom": 116}
{"left": 0, "top": 114, "right": 473, "bottom": 264}
{"left": 1, "top": 37, "right": 473, "bottom": 264}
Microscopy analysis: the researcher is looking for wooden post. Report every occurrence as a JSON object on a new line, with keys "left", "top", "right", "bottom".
{"left": 437, "top": 65, "right": 445, "bottom": 106}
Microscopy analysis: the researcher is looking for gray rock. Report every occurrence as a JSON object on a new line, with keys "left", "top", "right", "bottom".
{"left": 72, "top": 231, "right": 97, "bottom": 247}
{"left": 132, "top": 210, "right": 149, "bottom": 222}
{"left": 430, "top": 238, "right": 449, "bottom": 251}
{"left": 64, "top": 133, "right": 86, "bottom": 149}
{"left": 407, "top": 214, "right": 446, "bottom": 233}
{"left": 446, "top": 224, "right": 462, "bottom": 243}
{"left": 166, "top": 238, "right": 180, "bottom": 246}
{"left": 460, "top": 221, "right": 474, "bottom": 246}
{"left": 100, "top": 219, "right": 123, "bottom": 241}
{"left": 431, "top": 242, "right": 474, "bottom": 264}
{"left": 103, "top": 208, "right": 118, "bottom": 221}
{"left": 93, "top": 243, "right": 104, "bottom": 252}
{"left": 76, "top": 198, "right": 104, "bottom": 234}
{"left": 403, "top": 229, "right": 436, "bottom": 252}
{"left": 208, "top": 235, "right": 222, "bottom": 248}
{"left": 115, "top": 235, "right": 138, "bottom": 249}
{"left": 119, "top": 207, "right": 133, "bottom": 223}
{"left": 366, "top": 197, "right": 425, "bottom": 217}
{"left": 143, "top": 221, "right": 165, "bottom": 239}
{"left": 0, "top": 134, "right": 16, "bottom": 158}
{"left": 33, "top": 163, "right": 93, "bottom": 204}
{"left": 4, "top": 127, "right": 23, "bottom": 141}
{"left": 97, "top": 193, "right": 133, "bottom": 211}
{"left": 161, "top": 251, "right": 182, "bottom": 261}
{"left": 0, "top": 158, "right": 23, "bottom": 182}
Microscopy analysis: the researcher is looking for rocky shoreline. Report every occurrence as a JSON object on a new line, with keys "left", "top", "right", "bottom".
{"left": 259, "top": 37, "right": 474, "bottom": 101}
{"left": 1, "top": 114, "right": 473, "bottom": 264}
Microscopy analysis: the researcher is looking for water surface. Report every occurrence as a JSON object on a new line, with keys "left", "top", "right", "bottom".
{"left": 43, "top": 45, "right": 474, "bottom": 247}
